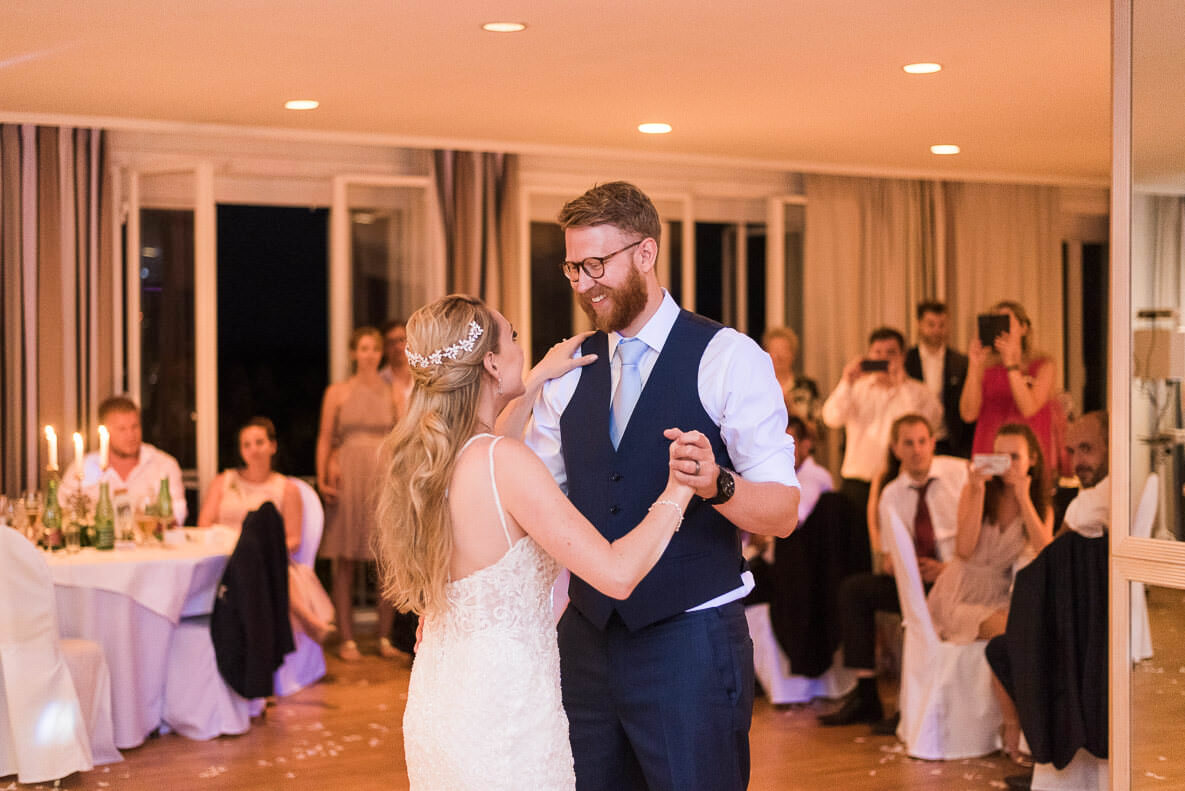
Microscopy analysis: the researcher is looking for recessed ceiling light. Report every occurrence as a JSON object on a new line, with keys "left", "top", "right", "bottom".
{"left": 903, "top": 62, "right": 942, "bottom": 74}
{"left": 482, "top": 22, "right": 526, "bottom": 32}
{"left": 285, "top": 99, "right": 319, "bottom": 111}
{"left": 638, "top": 122, "right": 672, "bottom": 135}
{"left": 930, "top": 144, "right": 960, "bottom": 155}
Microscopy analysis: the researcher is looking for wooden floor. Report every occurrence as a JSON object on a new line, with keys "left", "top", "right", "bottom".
{"left": 14, "top": 640, "right": 1030, "bottom": 791}
{"left": 15, "top": 587, "right": 1185, "bottom": 790}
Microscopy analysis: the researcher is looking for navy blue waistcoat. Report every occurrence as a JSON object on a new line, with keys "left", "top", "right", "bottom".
{"left": 561, "top": 310, "right": 744, "bottom": 631}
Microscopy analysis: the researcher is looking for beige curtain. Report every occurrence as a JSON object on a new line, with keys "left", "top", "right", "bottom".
{"left": 802, "top": 174, "right": 944, "bottom": 411}
{"left": 1147, "top": 195, "right": 1184, "bottom": 313}
{"left": 432, "top": 151, "right": 518, "bottom": 308}
{"left": 944, "top": 183, "right": 1064, "bottom": 375}
{"left": 0, "top": 124, "right": 112, "bottom": 493}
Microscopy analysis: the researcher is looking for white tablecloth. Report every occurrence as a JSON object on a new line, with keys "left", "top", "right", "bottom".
{"left": 47, "top": 530, "right": 236, "bottom": 749}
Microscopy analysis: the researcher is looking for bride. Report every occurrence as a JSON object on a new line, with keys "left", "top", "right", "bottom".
{"left": 374, "top": 294, "right": 696, "bottom": 790}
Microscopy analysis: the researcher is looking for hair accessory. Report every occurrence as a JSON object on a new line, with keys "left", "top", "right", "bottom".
{"left": 407, "top": 321, "right": 484, "bottom": 368}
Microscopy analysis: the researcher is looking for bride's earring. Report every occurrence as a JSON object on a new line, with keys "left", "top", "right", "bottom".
{"left": 496, "top": 374, "right": 503, "bottom": 396}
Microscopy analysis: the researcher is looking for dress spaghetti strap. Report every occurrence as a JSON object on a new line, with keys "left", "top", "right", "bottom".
{"left": 485, "top": 437, "right": 514, "bottom": 550}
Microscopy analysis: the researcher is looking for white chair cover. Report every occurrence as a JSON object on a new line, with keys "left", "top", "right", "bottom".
{"left": 1130, "top": 473, "right": 1157, "bottom": 662}
{"left": 274, "top": 478, "right": 327, "bottom": 697}
{"left": 0, "top": 529, "right": 120, "bottom": 782}
{"left": 161, "top": 615, "right": 252, "bottom": 740}
{"left": 745, "top": 603, "right": 856, "bottom": 704}
{"left": 1032, "top": 748, "right": 1108, "bottom": 790}
{"left": 883, "top": 513, "right": 1001, "bottom": 760}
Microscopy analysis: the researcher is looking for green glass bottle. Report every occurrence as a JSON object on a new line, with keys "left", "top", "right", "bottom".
{"left": 157, "top": 477, "right": 174, "bottom": 531}
{"left": 95, "top": 481, "right": 115, "bottom": 550}
{"left": 43, "top": 478, "right": 64, "bottom": 551}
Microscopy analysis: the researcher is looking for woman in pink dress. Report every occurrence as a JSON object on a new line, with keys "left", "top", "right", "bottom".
{"left": 959, "top": 300, "right": 1059, "bottom": 479}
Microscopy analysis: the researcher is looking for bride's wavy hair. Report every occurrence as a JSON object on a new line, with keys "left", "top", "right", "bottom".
{"left": 374, "top": 294, "right": 500, "bottom": 616}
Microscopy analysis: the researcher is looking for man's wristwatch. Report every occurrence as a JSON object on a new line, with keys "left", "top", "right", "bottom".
{"left": 705, "top": 467, "right": 736, "bottom": 505}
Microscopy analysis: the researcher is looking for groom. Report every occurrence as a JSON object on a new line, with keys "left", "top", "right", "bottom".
{"left": 526, "top": 181, "right": 801, "bottom": 790}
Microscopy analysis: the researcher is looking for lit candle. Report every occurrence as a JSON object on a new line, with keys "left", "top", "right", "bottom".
{"left": 45, "top": 426, "right": 58, "bottom": 471}
{"left": 98, "top": 425, "right": 110, "bottom": 470}
{"left": 73, "top": 432, "right": 85, "bottom": 468}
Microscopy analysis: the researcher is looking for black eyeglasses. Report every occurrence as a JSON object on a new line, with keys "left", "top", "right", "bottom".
{"left": 560, "top": 239, "right": 643, "bottom": 282}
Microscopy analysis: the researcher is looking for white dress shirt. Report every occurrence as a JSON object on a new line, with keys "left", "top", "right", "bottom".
{"left": 526, "top": 291, "right": 800, "bottom": 610}
{"left": 1062, "top": 475, "right": 1110, "bottom": 538}
{"left": 795, "top": 455, "right": 834, "bottom": 525}
{"left": 877, "top": 455, "right": 968, "bottom": 562}
{"left": 58, "top": 443, "right": 188, "bottom": 524}
{"left": 918, "top": 343, "right": 950, "bottom": 441}
{"left": 821, "top": 375, "right": 943, "bottom": 481}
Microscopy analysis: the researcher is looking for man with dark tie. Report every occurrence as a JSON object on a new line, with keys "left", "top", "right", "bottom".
{"left": 905, "top": 300, "right": 974, "bottom": 458}
{"left": 525, "top": 181, "right": 801, "bottom": 790}
{"left": 819, "top": 413, "right": 967, "bottom": 729}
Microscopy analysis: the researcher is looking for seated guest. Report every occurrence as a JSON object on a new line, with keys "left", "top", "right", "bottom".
{"left": 986, "top": 411, "right": 1109, "bottom": 775}
{"left": 764, "top": 326, "right": 819, "bottom": 422}
{"left": 60, "top": 395, "right": 187, "bottom": 523}
{"left": 746, "top": 414, "right": 832, "bottom": 584}
{"left": 198, "top": 417, "right": 332, "bottom": 644}
{"left": 822, "top": 327, "right": 943, "bottom": 514}
{"left": 197, "top": 417, "right": 303, "bottom": 549}
{"left": 820, "top": 414, "right": 965, "bottom": 729}
{"left": 905, "top": 300, "right": 974, "bottom": 458}
{"left": 926, "top": 423, "right": 1053, "bottom": 644}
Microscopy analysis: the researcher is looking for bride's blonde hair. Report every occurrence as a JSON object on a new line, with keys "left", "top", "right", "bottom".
{"left": 374, "top": 294, "right": 501, "bottom": 616}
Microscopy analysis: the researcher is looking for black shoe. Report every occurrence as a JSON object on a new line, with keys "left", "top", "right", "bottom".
{"left": 1004, "top": 772, "right": 1032, "bottom": 790}
{"left": 869, "top": 711, "right": 900, "bottom": 735}
{"left": 818, "top": 691, "right": 883, "bottom": 726}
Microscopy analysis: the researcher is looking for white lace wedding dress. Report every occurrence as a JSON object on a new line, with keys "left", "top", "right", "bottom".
{"left": 403, "top": 435, "right": 575, "bottom": 790}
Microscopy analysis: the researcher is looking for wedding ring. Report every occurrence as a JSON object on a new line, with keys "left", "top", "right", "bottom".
{"left": 693, "top": 460, "right": 701, "bottom": 476}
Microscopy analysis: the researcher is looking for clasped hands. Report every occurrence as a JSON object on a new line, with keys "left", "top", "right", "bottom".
{"left": 664, "top": 428, "right": 720, "bottom": 501}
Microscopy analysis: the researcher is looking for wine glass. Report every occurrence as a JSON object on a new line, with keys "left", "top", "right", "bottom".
{"left": 23, "top": 490, "right": 43, "bottom": 544}
{"left": 0, "top": 494, "right": 11, "bottom": 529}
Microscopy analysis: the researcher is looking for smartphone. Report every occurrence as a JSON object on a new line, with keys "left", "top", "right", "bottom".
{"left": 972, "top": 453, "right": 1011, "bottom": 476}
{"left": 978, "top": 314, "right": 1010, "bottom": 348}
{"left": 859, "top": 359, "right": 889, "bottom": 373}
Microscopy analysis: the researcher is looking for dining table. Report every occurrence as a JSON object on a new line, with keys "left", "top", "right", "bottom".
{"left": 45, "top": 527, "right": 238, "bottom": 749}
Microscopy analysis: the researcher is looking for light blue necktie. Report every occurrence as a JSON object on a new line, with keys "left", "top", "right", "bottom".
{"left": 610, "top": 337, "right": 647, "bottom": 449}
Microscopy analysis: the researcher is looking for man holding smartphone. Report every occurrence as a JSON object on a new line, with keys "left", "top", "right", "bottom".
{"left": 822, "top": 327, "right": 943, "bottom": 513}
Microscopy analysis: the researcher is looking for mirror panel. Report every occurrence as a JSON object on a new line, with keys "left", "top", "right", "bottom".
{"left": 1130, "top": 583, "right": 1185, "bottom": 787}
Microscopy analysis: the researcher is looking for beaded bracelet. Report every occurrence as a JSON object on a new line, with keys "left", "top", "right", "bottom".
{"left": 649, "top": 499, "right": 685, "bottom": 531}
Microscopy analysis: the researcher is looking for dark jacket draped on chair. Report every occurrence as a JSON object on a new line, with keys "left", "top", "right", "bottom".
{"left": 211, "top": 502, "right": 294, "bottom": 698}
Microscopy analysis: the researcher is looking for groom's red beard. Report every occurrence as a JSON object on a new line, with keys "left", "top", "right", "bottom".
{"left": 578, "top": 264, "right": 648, "bottom": 333}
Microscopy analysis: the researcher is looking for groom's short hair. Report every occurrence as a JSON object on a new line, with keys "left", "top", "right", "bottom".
{"left": 557, "top": 181, "right": 662, "bottom": 247}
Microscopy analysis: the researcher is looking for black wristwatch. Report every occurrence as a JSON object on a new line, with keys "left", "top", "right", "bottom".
{"left": 705, "top": 467, "right": 736, "bottom": 505}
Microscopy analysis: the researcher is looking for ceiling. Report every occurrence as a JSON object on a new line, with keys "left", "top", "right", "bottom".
{"left": 1, "top": 0, "right": 1115, "bottom": 183}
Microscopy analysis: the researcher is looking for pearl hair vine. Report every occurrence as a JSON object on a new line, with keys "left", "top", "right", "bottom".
{"left": 407, "top": 320, "right": 484, "bottom": 368}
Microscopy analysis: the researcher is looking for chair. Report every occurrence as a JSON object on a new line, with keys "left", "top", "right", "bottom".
{"left": 0, "top": 529, "right": 121, "bottom": 783}
{"left": 745, "top": 602, "right": 856, "bottom": 704}
{"left": 1032, "top": 748, "right": 1108, "bottom": 790}
{"left": 883, "top": 513, "right": 1001, "bottom": 760}
{"left": 273, "top": 478, "right": 327, "bottom": 697}
{"left": 162, "top": 615, "right": 254, "bottom": 740}
{"left": 1130, "top": 473, "right": 1157, "bottom": 662}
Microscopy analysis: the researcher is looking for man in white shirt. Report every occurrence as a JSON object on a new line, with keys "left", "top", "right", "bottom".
{"left": 58, "top": 396, "right": 187, "bottom": 523}
{"left": 527, "top": 181, "right": 800, "bottom": 790}
{"left": 819, "top": 414, "right": 966, "bottom": 728}
{"left": 822, "top": 327, "right": 943, "bottom": 514}
{"left": 904, "top": 301, "right": 973, "bottom": 458}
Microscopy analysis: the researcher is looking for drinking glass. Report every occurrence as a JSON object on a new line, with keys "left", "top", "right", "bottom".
{"left": 23, "top": 490, "right": 44, "bottom": 544}
{"left": 0, "top": 495, "right": 11, "bottom": 528}
{"left": 63, "top": 522, "right": 81, "bottom": 554}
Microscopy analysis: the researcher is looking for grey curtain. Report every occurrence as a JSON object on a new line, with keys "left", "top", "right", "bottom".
{"left": 432, "top": 150, "right": 517, "bottom": 307}
{"left": 0, "top": 124, "right": 112, "bottom": 494}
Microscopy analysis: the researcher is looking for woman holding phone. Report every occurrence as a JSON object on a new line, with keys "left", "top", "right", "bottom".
{"left": 958, "top": 300, "right": 1058, "bottom": 477}
{"left": 927, "top": 422, "right": 1053, "bottom": 765}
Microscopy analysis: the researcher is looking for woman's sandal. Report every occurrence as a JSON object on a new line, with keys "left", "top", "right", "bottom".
{"left": 338, "top": 639, "right": 362, "bottom": 661}
{"left": 1001, "top": 723, "right": 1035, "bottom": 768}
